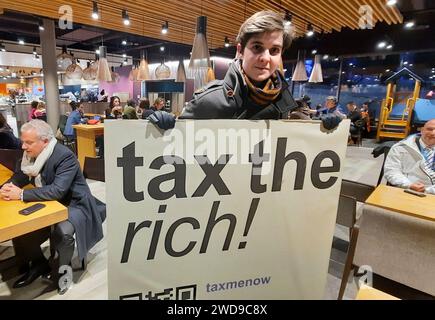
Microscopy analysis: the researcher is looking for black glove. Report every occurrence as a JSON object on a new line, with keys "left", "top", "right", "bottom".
{"left": 320, "top": 114, "right": 342, "bottom": 130}
{"left": 147, "top": 111, "right": 176, "bottom": 130}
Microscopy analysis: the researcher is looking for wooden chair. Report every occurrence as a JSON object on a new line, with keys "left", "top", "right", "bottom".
{"left": 338, "top": 204, "right": 435, "bottom": 299}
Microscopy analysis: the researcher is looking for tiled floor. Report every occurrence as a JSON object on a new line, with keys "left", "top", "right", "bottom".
{"left": 0, "top": 142, "right": 383, "bottom": 300}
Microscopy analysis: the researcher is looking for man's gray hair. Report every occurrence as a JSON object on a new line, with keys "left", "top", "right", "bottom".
{"left": 236, "top": 10, "right": 294, "bottom": 51}
{"left": 21, "top": 119, "right": 54, "bottom": 141}
{"left": 326, "top": 96, "right": 338, "bottom": 104}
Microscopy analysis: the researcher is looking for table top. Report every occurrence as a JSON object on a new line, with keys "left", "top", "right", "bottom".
{"left": 0, "top": 164, "right": 11, "bottom": 185}
{"left": 0, "top": 164, "right": 68, "bottom": 242}
{"left": 72, "top": 123, "right": 104, "bottom": 131}
{"left": 356, "top": 284, "right": 399, "bottom": 300}
{"left": 365, "top": 184, "right": 435, "bottom": 222}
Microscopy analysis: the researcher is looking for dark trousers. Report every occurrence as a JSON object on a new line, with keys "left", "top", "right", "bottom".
{"left": 13, "top": 220, "right": 75, "bottom": 273}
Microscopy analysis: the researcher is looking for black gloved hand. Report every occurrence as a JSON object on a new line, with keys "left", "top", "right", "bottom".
{"left": 147, "top": 111, "right": 176, "bottom": 130}
{"left": 320, "top": 114, "right": 342, "bottom": 130}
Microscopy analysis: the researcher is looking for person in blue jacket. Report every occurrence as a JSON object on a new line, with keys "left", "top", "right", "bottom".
{"left": 63, "top": 101, "right": 84, "bottom": 139}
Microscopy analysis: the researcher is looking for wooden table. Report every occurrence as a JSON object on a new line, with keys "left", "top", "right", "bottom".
{"left": 0, "top": 165, "right": 68, "bottom": 242}
{"left": 365, "top": 184, "right": 435, "bottom": 222}
{"left": 356, "top": 284, "right": 399, "bottom": 300}
{"left": 72, "top": 123, "right": 104, "bottom": 169}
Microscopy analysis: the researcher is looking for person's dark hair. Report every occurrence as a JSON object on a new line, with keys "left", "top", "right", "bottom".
{"left": 109, "top": 96, "right": 121, "bottom": 108}
{"left": 100, "top": 89, "right": 105, "bottom": 95}
{"left": 127, "top": 99, "right": 137, "bottom": 108}
{"left": 70, "top": 101, "right": 81, "bottom": 111}
{"left": 139, "top": 99, "right": 150, "bottom": 110}
{"left": 31, "top": 100, "right": 39, "bottom": 109}
{"left": 347, "top": 101, "right": 355, "bottom": 106}
{"left": 0, "top": 112, "right": 10, "bottom": 130}
{"left": 295, "top": 99, "right": 304, "bottom": 110}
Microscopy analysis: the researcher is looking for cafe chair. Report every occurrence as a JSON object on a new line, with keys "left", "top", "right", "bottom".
{"left": 338, "top": 204, "right": 435, "bottom": 299}
{"left": 372, "top": 141, "right": 396, "bottom": 186}
{"left": 0, "top": 148, "right": 24, "bottom": 172}
{"left": 83, "top": 157, "right": 105, "bottom": 182}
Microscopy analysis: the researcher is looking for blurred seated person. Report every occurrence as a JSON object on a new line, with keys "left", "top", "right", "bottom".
{"left": 138, "top": 98, "right": 150, "bottom": 119}
{"left": 384, "top": 119, "right": 435, "bottom": 194}
{"left": 122, "top": 99, "right": 138, "bottom": 120}
{"left": 360, "top": 101, "right": 371, "bottom": 133}
{"left": 29, "top": 100, "right": 39, "bottom": 121}
{"left": 0, "top": 112, "right": 21, "bottom": 149}
{"left": 142, "top": 97, "right": 165, "bottom": 120}
{"left": 0, "top": 120, "right": 105, "bottom": 293}
{"left": 288, "top": 100, "right": 312, "bottom": 120}
{"left": 105, "top": 96, "right": 122, "bottom": 119}
{"left": 317, "top": 96, "right": 346, "bottom": 120}
{"left": 34, "top": 102, "right": 47, "bottom": 119}
{"left": 63, "top": 101, "right": 84, "bottom": 139}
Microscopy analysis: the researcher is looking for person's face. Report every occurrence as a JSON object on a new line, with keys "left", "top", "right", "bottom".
{"left": 156, "top": 101, "right": 164, "bottom": 110}
{"left": 238, "top": 31, "right": 283, "bottom": 84}
{"left": 21, "top": 129, "right": 49, "bottom": 158}
{"left": 346, "top": 104, "right": 354, "bottom": 112}
{"left": 78, "top": 105, "right": 84, "bottom": 113}
{"left": 421, "top": 120, "right": 435, "bottom": 147}
{"left": 113, "top": 98, "right": 120, "bottom": 106}
{"left": 325, "top": 99, "right": 336, "bottom": 109}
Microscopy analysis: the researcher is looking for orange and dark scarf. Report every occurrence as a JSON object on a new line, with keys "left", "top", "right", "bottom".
{"left": 242, "top": 67, "right": 283, "bottom": 107}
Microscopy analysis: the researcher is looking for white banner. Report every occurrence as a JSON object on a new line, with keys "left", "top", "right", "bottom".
{"left": 106, "top": 119, "right": 350, "bottom": 300}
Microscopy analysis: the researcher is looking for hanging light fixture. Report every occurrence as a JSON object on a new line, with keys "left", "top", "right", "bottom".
{"left": 292, "top": 50, "right": 308, "bottom": 81}
{"left": 0, "top": 42, "right": 6, "bottom": 52}
{"left": 309, "top": 54, "right": 323, "bottom": 83}
{"left": 110, "top": 66, "right": 120, "bottom": 83}
{"left": 176, "top": 58, "right": 187, "bottom": 82}
{"left": 189, "top": 16, "right": 212, "bottom": 90}
{"left": 161, "top": 21, "right": 169, "bottom": 34}
{"left": 38, "top": 20, "right": 45, "bottom": 31}
{"left": 122, "top": 9, "right": 130, "bottom": 26}
{"left": 92, "top": 1, "right": 99, "bottom": 20}
{"left": 33, "top": 47, "right": 37, "bottom": 55}
{"left": 284, "top": 11, "right": 292, "bottom": 26}
{"left": 83, "top": 61, "right": 97, "bottom": 80}
{"left": 96, "top": 45, "right": 112, "bottom": 82}
{"left": 129, "top": 63, "right": 139, "bottom": 81}
{"left": 65, "top": 56, "right": 83, "bottom": 80}
{"left": 306, "top": 23, "right": 314, "bottom": 37}
{"left": 224, "top": 37, "right": 230, "bottom": 48}
{"left": 155, "top": 58, "right": 171, "bottom": 79}
{"left": 56, "top": 45, "right": 73, "bottom": 71}
{"left": 137, "top": 51, "right": 150, "bottom": 81}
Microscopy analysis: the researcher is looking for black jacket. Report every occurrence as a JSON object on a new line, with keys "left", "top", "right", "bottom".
{"left": 9, "top": 143, "right": 106, "bottom": 260}
{"left": 180, "top": 60, "right": 297, "bottom": 120}
{"left": 0, "top": 130, "right": 21, "bottom": 149}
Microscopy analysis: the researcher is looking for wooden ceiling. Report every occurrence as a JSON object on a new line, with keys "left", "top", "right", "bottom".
{"left": 1, "top": 0, "right": 403, "bottom": 49}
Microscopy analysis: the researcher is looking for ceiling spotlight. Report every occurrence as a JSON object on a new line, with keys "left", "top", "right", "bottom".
{"left": 38, "top": 20, "right": 45, "bottom": 31}
{"left": 377, "top": 41, "right": 386, "bottom": 49}
{"left": 122, "top": 53, "right": 127, "bottom": 58}
{"left": 35, "top": 54, "right": 40, "bottom": 61}
{"left": 386, "top": 69, "right": 390, "bottom": 72}
{"left": 160, "top": 46, "right": 165, "bottom": 52}
{"left": 312, "top": 49, "right": 317, "bottom": 54}
{"left": 349, "top": 62, "right": 353, "bottom": 66}
{"left": 323, "top": 54, "right": 329, "bottom": 60}
{"left": 431, "top": 70, "right": 435, "bottom": 73}
{"left": 18, "top": 39, "right": 25, "bottom": 45}
{"left": 334, "top": 57, "right": 339, "bottom": 62}
{"left": 404, "top": 61, "right": 408, "bottom": 65}
{"left": 363, "top": 67, "right": 366, "bottom": 70}
{"left": 405, "top": 21, "right": 415, "bottom": 29}
{"left": 95, "top": 49, "right": 100, "bottom": 55}
{"left": 0, "top": 42, "right": 5, "bottom": 52}
{"left": 161, "top": 21, "right": 168, "bottom": 34}
{"left": 409, "top": 64, "right": 413, "bottom": 67}
{"left": 123, "top": 58, "right": 128, "bottom": 65}
{"left": 122, "top": 9, "right": 130, "bottom": 26}
{"left": 122, "top": 40, "right": 127, "bottom": 45}
{"left": 306, "top": 23, "right": 314, "bottom": 37}
{"left": 387, "top": 0, "right": 397, "bottom": 6}
{"left": 33, "top": 47, "right": 37, "bottom": 55}
{"left": 224, "top": 36, "right": 230, "bottom": 48}
{"left": 92, "top": 1, "right": 99, "bottom": 20}
{"left": 284, "top": 11, "right": 292, "bottom": 26}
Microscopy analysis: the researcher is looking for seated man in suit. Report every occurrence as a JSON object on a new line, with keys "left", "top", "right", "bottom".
{"left": 384, "top": 118, "right": 435, "bottom": 194}
{"left": 0, "top": 120, "right": 106, "bottom": 294}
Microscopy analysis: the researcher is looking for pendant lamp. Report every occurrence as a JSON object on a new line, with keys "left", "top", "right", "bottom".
{"left": 292, "top": 50, "right": 308, "bottom": 82}
{"left": 155, "top": 59, "right": 171, "bottom": 79}
{"left": 137, "top": 51, "right": 150, "bottom": 81}
{"left": 83, "top": 61, "right": 97, "bottom": 80}
{"left": 189, "top": 16, "right": 211, "bottom": 90}
{"left": 206, "top": 67, "right": 215, "bottom": 82}
{"left": 56, "top": 45, "right": 73, "bottom": 71}
{"left": 309, "top": 54, "right": 323, "bottom": 83}
{"left": 176, "top": 58, "right": 187, "bottom": 82}
{"left": 96, "top": 45, "right": 112, "bottom": 82}
{"left": 129, "top": 64, "right": 139, "bottom": 82}
{"left": 110, "top": 66, "right": 120, "bottom": 83}
{"left": 65, "top": 58, "right": 83, "bottom": 80}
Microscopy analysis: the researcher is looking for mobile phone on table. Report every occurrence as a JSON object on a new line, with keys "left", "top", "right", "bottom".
{"left": 19, "top": 203, "right": 46, "bottom": 215}
{"left": 404, "top": 189, "right": 426, "bottom": 197}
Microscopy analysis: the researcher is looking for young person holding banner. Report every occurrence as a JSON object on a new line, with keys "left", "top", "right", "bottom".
{"left": 148, "top": 10, "right": 342, "bottom": 130}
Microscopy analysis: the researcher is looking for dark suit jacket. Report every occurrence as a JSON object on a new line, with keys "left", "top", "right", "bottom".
{"left": 9, "top": 143, "right": 106, "bottom": 260}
